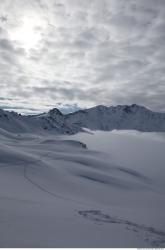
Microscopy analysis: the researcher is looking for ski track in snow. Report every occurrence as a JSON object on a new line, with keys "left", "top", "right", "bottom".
{"left": 23, "top": 162, "right": 88, "bottom": 206}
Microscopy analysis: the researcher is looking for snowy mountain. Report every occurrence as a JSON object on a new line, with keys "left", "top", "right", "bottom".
{"left": 1, "top": 104, "right": 165, "bottom": 134}
{"left": 0, "top": 108, "right": 72, "bottom": 134}
{"left": 66, "top": 104, "right": 165, "bottom": 132}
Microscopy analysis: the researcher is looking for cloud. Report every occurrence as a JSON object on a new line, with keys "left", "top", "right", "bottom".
{"left": 0, "top": 0, "right": 165, "bottom": 113}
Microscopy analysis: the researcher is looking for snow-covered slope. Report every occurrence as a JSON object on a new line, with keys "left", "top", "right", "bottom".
{"left": 1, "top": 104, "right": 165, "bottom": 134}
{"left": 0, "top": 127, "right": 165, "bottom": 247}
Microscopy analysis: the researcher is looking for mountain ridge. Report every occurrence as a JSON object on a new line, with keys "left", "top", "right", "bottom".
{"left": 0, "top": 104, "right": 165, "bottom": 134}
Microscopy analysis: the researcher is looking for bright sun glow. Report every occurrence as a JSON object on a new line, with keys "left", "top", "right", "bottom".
{"left": 10, "top": 15, "right": 46, "bottom": 51}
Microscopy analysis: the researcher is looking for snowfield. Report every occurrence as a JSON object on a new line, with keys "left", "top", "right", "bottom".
{"left": 0, "top": 127, "right": 165, "bottom": 247}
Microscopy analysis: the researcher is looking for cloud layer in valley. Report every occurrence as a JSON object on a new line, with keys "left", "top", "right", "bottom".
{"left": 0, "top": 0, "right": 165, "bottom": 113}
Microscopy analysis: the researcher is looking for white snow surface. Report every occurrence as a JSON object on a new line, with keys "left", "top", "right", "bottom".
{"left": 0, "top": 125, "right": 165, "bottom": 247}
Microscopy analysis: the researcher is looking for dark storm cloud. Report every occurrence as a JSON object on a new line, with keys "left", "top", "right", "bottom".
{"left": 0, "top": 0, "right": 165, "bottom": 113}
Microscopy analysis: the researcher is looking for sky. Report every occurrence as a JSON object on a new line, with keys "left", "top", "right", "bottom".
{"left": 0, "top": 0, "right": 165, "bottom": 114}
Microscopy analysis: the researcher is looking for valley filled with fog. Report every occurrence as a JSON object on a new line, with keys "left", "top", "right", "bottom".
{"left": 63, "top": 130, "right": 165, "bottom": 188}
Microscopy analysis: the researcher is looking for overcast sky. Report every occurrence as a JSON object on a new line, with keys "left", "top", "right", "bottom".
{"left": 0, "top": 0, "right": 165, "bottom": 114}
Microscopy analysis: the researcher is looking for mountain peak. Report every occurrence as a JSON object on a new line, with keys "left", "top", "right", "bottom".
{"left": 48, "top": 108, "right": 63, "bottom": 116}
{"left": 122, "top": 104, "right": 147, "bottom": 113}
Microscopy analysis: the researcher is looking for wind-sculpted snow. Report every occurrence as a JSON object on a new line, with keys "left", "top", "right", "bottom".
{"left": 0, "top": 127, "right": 165, "bottom": 247}
{"left": 1, "top": 104, "right": 165, "bottom": 134}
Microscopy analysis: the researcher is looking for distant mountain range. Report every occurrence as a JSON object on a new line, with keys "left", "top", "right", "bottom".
{"left": 0, "top": 104, "right": 165, "bottom": 134}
